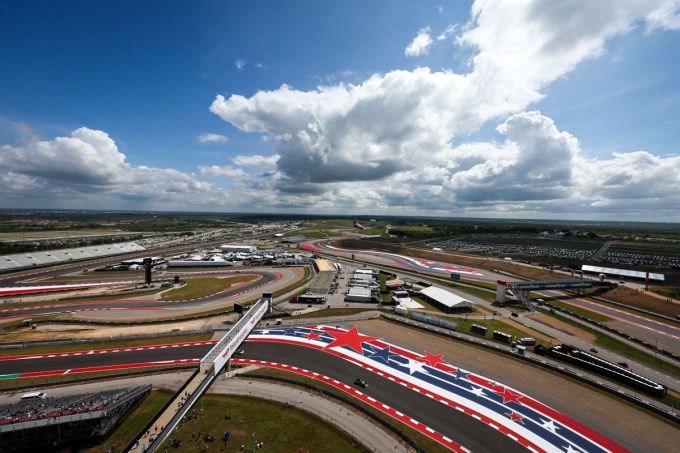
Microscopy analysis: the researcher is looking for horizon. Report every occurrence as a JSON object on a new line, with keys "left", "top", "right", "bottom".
{"left": 1, "top": 1, "right": 679, "bottom": 221}
{"left": 2, "top": 207, "right": 679, "bottom": 226}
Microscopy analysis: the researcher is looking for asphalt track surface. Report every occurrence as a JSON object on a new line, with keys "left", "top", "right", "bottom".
{"left": 0, "top": 341, "right": 522, "bottom": 452}
{"left": 0, "top": 343, "right": 212, "bottom": 375}
{"left": 306, "top": 240, "right": 680, "bottom": 354}
{"left": 0, "top": 268, "right": 296, "bottom": 321}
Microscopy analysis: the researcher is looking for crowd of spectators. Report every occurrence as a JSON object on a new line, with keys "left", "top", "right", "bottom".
{"left": 0, "top": 388, "right": 140, "bottom": 426}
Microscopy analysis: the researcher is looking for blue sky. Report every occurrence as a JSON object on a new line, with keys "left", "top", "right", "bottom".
{"left": 1, "top": 1, "right": 679, "bottom": 220}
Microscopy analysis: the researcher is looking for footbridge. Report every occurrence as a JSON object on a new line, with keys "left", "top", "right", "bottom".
{"left": 496, "top": 280, "right": 593, "bottom": 309}
{"left": 128, "top": 295, "right": 271, "bottom": 452}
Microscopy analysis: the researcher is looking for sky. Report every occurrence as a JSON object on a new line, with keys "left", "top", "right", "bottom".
{"left": 0, "top": 0, "right": 679, "bottom": 221}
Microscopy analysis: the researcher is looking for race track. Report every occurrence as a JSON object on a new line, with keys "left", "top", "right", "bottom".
{"left": 0, "top": 268, "right": 301, "bottom": 321}
{"left": 304, "top": 240, "right": 680, "bottom": 355}
{"left": 0, "top": 325, "right": 625, "bottom": 453}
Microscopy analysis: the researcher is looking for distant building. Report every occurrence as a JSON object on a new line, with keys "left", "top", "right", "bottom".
{"left": 419, "top": 286, "right": 474, "bottom": 313}
{"left": 219, "top": 244, "right": 257, "bottom": 253}
{"left": 346, "top": 286, "right": 373, "bottom": 303}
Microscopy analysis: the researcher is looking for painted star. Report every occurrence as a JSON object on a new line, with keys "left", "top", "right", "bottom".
{"left": 306, "top": 331, "right": 321, "bottom": 341}
{"left": 415, "top": 350, "right": 447, "bottom": 368}
{"left": 364, "top": 345, "right": 397, "bottom": 363}
{"left": 323, "top": 326, "right": 380, "bottom": 354}
{"left": 469, "top": 386, "right": 485, "bottom": 398}
{"left": 494, "top": 387, "right": 524, "bottom": 405}
{"left": 507, "top": 411, "right": 524, "bottom": 424}
{"left": 540, "top": 419, "right": 559, "bottom": 434}
{"left": 563, "top": 445, "right": 579, "bottom": 453}
{"left": 453, "top": 368, "right": 470, "bottom": 380}
{"left": 406, "top": 358, "right": 428, "bottom": 375}
{"left": 283, "top": 327, "right": 299, "bottom": 336}
{"left": 258, "top": 329, "right": 270, "bottom": 335}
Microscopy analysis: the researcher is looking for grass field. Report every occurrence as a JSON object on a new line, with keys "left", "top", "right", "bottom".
{"left": 544, "top": 310, "right": 680, "bottom": 378}
{"left": 246, "top": 368, "right": 448, "bottom": 453}
{"left": 0, "top": 332, "right": 212, "bottom": 357}
{"left": 95, "top": 389, "right": 174, "bottom": 452}
{"left": 448, "top": 283, "right": 496, "bottom": 302}
{"left": 161, "top": 276, "right": 257, "bottom": 301}
{"left": 445, "top": 316, "right": 549, "bottom": 344}
{"left": 159, "top": 393, "right": 368, "bottom": 452}
{"left": 533, "top": 297, "right": 613, "bottom": 323}
{"left": 291, "top": 307, "right": 378, "bottom": 319}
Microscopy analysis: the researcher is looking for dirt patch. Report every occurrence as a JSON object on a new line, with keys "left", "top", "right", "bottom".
{"left": 528, "top": 313, "right": 597, "bottom": 343}
{"left": 356, "top": 318, "right": 679, "bottom": 452}
{"left": 591, "top": 286, "right": 680, "bottom": 318}
{"left": 500, "top": 317, "right": 553, "bottom": 343}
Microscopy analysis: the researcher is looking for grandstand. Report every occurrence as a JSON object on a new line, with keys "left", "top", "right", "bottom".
{"left": 0, "top": 241, "right": 146, "bottom": 273}
{"left": 0, "top": 386, "right": 150, "bottom": 451}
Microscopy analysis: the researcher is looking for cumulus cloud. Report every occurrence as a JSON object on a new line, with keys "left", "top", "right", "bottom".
{"left": 405, "top": 27, "right": 434, "bottom": 57}
{"left": 232, "top": 154, "right": 280, "bottom": 168}
{"left": 235, "top": 58, "right": 246, "bottom": 70}
{"left": 198, "top": 164, "right": 247, "bottom": 179}
{"left": 0, "top": 128, "right": 220, "bottom": 208}
{"left": 206, "top": 0, "right": 680, "bottom": 219}
{"left": 197, "top": 133, "right": 229, "bottom": 144}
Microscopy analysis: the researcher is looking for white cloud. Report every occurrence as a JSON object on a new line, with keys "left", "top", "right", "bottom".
{"left": 235, "top": 58, "right": 246, "bottom": 70}
{"left": 197, "top": 133, "right": 229, "bottom": 144}
{"left": 0, "top": 128, "right": 219, "bottom": 208}
{"left": 232, "top": 154, "right": 280, "bottom": 168}
{"left": 255, "top": 63, "right": 267, "bottom": 69}
{"left": 198, "top": 164, "right": 247, "bottom": 179}
{"left": 405, "top": 27, "right": 434, "bottom": 57}
{"left": 207, "top": 0, "right": 680, "bottom": 220}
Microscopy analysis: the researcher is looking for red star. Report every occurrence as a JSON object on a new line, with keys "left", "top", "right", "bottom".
{"left": 306, "top": 331, "right": 321, "bottom": 341}
{"left": 508, "top": 411, "right": 524, "bottom": 424}
{"left": 415, "top": 350, "right": 447, "bottom": 368}
{"left": 324, "top": 326, "right": 379, "bottom": 354}
{"left": 494, "top": 387, "right": 524, "bottom": 405}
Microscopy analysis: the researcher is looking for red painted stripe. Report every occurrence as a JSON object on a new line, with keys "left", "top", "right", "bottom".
{"left": 0, "top": 340, "right": 218, "bottom": 361}
{"left": 18, "top": 359, "right": 201, "bottom": 378}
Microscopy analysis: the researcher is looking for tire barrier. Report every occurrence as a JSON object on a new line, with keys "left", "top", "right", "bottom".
{"left": 544, "top": 302, "right": 680, "bottom": 362}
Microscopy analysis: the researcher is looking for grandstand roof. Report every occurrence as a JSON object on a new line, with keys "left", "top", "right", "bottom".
{"left": 581, "top": 265, "right": 665, "bottom": 282}
{"left": 419, "top": 286, "right": 474, "bottom": 309}
{"left": 0, "top": 242, "right": 146, "bottom": 272}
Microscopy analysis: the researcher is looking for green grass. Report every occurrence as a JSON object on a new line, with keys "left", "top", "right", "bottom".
{"left": 650, "top": 286, "right": 680, "bottom": 300}
{"left": 161, "top": 276, "right": 257, "bottom": 301}
{"left": 245, "top": 368, "right": 448, "bottom": 453}
{"left": 545, "top": 310, "right": 680, "bottom": 378}
{"left": 97, "top": 389, "right": 174, "bottom": 452}
{"left": 535, "top": 297, "right": 613, "bottom": 322}
{"left": 447, "top": 283, "right": 496, "bottom": 302}
{"left": 447, "top": 316, "right": 545, "bottom": 344}
{"left": 291, "top": 308, "right": 377, "bottom": 319}
{"left": 159, "top": 393, "right": 369, "bottom": 452}
{"left": 0, "top": 332, "right": 212, "bottom": 357}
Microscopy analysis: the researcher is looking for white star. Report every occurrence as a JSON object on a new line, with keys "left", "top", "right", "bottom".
{"left": 563, "top": 445, "right": 579, "bottom": 453}
{"left": 469, "top": 387, "right": 485, "bottom": 398}
{"left": 258, "top": 329, "right": 270, "bottom": 335}
{"left": 540, "top": 419, "right": 558, "bottom": 434}
{"left": 406, "top": 359, "right": 428, "bottom": 375}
